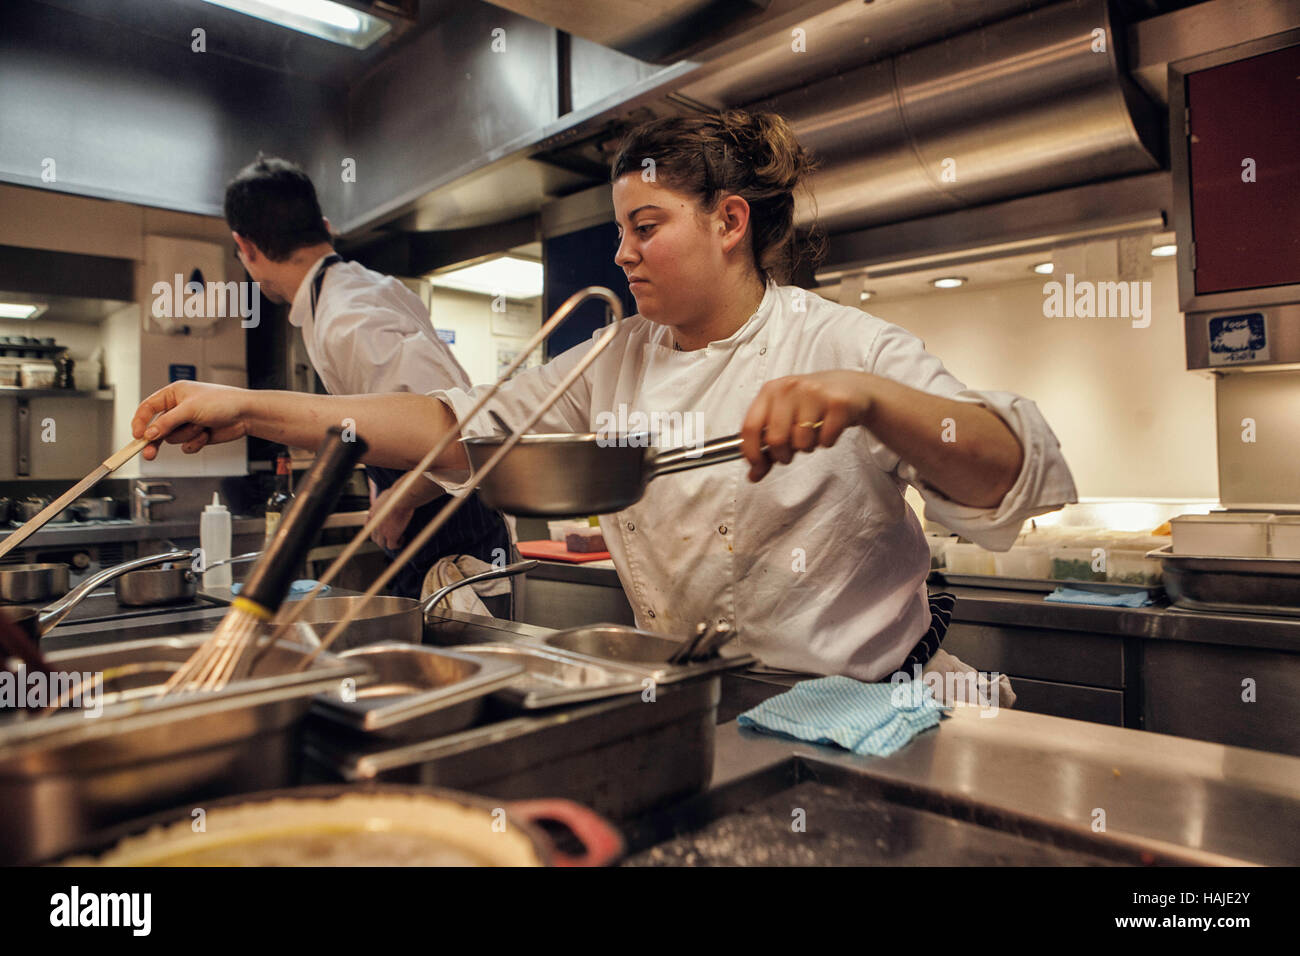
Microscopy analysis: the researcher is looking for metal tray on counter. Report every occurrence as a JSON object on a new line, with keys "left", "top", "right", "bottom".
{"left": 1149, "top": 545, "right": 1300, "bottom": 617}
{"left": 0, "top": 633, "right": 367, "bottom": 866}
{"left": 303, "top": 672, "right": 721, "bottom": 822}
{"left": 531, "top": 623, "right": 756, "bottom": 682}
{"left": 310, "top": 643, "right": 523, "bottom": 739}
{"left": 453, "top": 642, "right": 649, "bottom": 709}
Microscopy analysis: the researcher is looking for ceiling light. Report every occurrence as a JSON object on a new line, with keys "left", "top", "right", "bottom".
{"left": 428, "top": 256, "right": 543, "bottom": 299}
{"left": 0, "top": 303, "right": 44, "bottom": 320}
{"left": 1151, "top": 244, "right": 1177, "bottom": 257}
{"left": 931, "top": 277, "right": 966, "bottom": 289}
{"left": 859, "top": 290, "right": 875, "bottom": 302}
{"left": 199, "top": 0, "right": 391, "bottom": 49}
{"left": 1032, "top": 262, "right": 1054, "bottom": 275}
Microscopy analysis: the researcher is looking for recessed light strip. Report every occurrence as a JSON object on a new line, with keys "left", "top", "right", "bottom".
{"left": 199, "top": 0, "right": 392, "bottom": 49}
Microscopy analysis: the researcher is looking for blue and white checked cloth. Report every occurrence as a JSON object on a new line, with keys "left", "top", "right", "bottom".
{"left": 1044, "top": 586, "right": 1153, "bottom": 608}
{"left": 737, "top": 675, "right": 946, "bottom": 757}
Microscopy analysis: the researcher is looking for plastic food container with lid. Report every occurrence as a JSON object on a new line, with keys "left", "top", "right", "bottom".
{"left": 1269, "top": 516, "right": 1300, "bottom": 559}
{"left": 944, "top": 541, "right": 996, "bottom": 575}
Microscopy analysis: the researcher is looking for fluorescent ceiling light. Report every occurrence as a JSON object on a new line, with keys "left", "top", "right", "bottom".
{"left": 0, "top": 303, "right": 44, "bottom": 320}
{"left": 200, "top": 0, "right": 391, "bottom": 49}
{"left": 1151, "top": 244, "right": 1177, "bottom": 258}
{"left": 1032, "top": 262, "right": 1054, "bottom": 275}
{"left": 931, "top": 277, "right": 966, "bottom": 289}
{"left": 428, "top": 256, "right": 544, "bottom": 299}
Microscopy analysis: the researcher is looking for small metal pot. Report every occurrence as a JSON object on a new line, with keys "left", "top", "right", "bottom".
{"left": 0, "top": 562, "right": 70, "bottom": 603}
{"left": 115, "top": 564, "right": 196, "bottom": 606}
{"left": 69, "top": 497, "right": 117, "bottom": 520}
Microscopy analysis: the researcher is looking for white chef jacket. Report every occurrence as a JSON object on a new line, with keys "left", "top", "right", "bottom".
{"left": 429, "top": 280, "right": 1078, "bottom": 681}
{"left": 287, "top": 255, "right": 472, "bottom": 398}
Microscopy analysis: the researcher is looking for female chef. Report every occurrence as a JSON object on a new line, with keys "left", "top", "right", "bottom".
{"left": 132, "top": 110, "right": 1077, "bottom": 702}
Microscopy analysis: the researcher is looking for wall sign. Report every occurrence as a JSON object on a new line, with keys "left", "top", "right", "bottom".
{"left": 435, "top": 328, "right": 455, "bottom": 345}
{"left": 1207, "top": 312, "right": 1269, "bottom": 367}
{"left": 169, "top": 363, "right": 197, "bottom": 382}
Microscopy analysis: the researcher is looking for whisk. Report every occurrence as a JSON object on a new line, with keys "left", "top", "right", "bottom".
{"left": 159, "top": 427, "right": 366, "bottom": 695}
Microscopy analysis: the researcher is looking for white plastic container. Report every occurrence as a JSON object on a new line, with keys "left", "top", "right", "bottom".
{"left": 1105, "top": 549, "right": 1162, "bottom": 586}
{"left": 1048, "top": 546, "right": 1107, "bottom": 582}
{"left": 944, "top": 542, "right": 996, "bottom": 575}
{"left": 1170, "top": 513, "right": 1274, "bottom": 557}
{"left": 547, "top": 519, "right": 590, "bottom": 542}
{"left": 200, "top": 492, "right": 232, "bottom": 589}
{"left": 925, "top": 534, "right": 951, "bottom": 569}
{"left": 993, "top": 546, "right": 1050, "bottom": 579}
{"left": 1269, "top": 516, "right": 1300, "bottom": 559}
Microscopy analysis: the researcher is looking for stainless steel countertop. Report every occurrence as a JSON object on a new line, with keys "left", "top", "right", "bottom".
{"left": 708, "top": 700, "right": 1300, "bottom": 866}
{"left": 28, "top": 604, "right": 1300, "bottom": 864}
{"left": 431, "top": 609, "right": 1299, "bottom": 865}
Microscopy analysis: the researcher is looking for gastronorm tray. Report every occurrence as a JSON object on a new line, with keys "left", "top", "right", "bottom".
{"left": 453, "top": 642, "right": 649, "bottom": 709}
{"left": 1148, "top": 545, "right": 1300, "bottom": 617}
{"left": 310, "top": 642, "right": 523, "bottom": 739}
{"left": 930, "top": 570, "right": 1163, "bottom": 598}
{"left": 0, "top": 632, "right": 367, "bottom": 866}
{"left": 531, "top": 623, "right": 756, "bottom": 682}
{"left": 302, "top": 673, "right": 721, "bottom": 821}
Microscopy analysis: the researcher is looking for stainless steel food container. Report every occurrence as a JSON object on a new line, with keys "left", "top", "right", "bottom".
{"left": 0, "top": 633, "right": 367, "bottom": 865}
{"left": 303, "top": 673, "right": 721, "bottom": 822}
{"left": 309, "top": 643, "right": 523, "bottom": 739}
{"left": 453, "top": 642, "right": 649, "bottom": 709}
{"left": 1149, "top": 545, "right": 1300, "bottom": 616}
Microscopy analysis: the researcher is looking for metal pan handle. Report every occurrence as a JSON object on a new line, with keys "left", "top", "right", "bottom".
{"left": 649, "top": 432, "right": 772, "bottom": 479}
{"left": 418, "top": 559, "right": 538, "bottom": 615}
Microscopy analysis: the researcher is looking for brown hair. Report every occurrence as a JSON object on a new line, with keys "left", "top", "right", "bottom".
{"left": 609, "top": 110, "right": 822, "bottom": 284}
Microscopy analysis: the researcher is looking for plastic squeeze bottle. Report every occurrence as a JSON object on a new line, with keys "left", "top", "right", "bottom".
{"left": 201, "top": 492, "right": 233, "bottom": 590}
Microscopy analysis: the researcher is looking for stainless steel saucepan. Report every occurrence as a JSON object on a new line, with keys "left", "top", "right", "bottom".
{"left": 4, "top": 549, "right": 193, "bottom": 641}
{"left": 462, "top": 431, "right": 759, "bottom": 517}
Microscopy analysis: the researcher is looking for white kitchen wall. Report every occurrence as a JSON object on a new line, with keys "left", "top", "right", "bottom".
{"left": 0, "top": 184, "right": 248, "bottom": 480}
{"left": 425, "top": 286, "right": 543, "bottom": 386}
{"left": 865, "top": 257, "right": 1218, "bottom": 503}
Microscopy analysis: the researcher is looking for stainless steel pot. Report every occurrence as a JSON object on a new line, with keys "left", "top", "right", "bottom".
{"left": 461, "top": 431, "right": 756, "bottom": 517}
{"left": 114, "top": 563, "right": 196, "bottom": 606}
{"left": 275, "top": 560, "right": 537, "bottom": 651}
{"left": 69, "top": 496, "right": 117, "bottom": 520}
{"left": 0, "top": 562, "right": 70, "bottom": 603}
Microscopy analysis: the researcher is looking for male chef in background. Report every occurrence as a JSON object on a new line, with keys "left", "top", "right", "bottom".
{"left": 223, "top": 156, "right": 515, "bottom": 614}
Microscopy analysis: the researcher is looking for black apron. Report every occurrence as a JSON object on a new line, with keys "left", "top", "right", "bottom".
{"left": 311, "top": 256, "right": 516, "bottom": 610}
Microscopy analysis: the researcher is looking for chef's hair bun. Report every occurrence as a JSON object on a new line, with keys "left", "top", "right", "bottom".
{"left": 610, "top": 109, "right": 821, "bottom": 283}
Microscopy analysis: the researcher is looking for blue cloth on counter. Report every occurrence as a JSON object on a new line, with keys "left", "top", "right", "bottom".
{"left": 737, "top": 675, "right": 946, "bottom": 757}
{"left": 230, "top": 580, "right": 330, "bottom": 598}
{"left": 1044, "top": 586, "right": 1153, "bottom": 607}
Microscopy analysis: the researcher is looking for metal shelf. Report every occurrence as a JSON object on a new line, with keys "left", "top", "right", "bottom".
{"left": 0, "top": 387, "right": 114, "bottom": 399}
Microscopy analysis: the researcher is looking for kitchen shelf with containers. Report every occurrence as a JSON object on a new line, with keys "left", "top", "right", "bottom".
{"left": 932, "top": 512, "right": 1300, "bottom": 617}
{"left": 930, "top": 526, "right": 1170, "bottom": 593}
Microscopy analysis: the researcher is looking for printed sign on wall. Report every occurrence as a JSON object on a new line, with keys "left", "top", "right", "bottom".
{"left": 1207, "top": 313, "right": 1269, "bottom": 367}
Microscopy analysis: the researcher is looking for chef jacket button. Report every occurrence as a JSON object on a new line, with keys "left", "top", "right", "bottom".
{"left": 759, "top": 346, "right": 767, "bottom": 355}
{"left": 718, "top": 525, "right": 728, "bottom": 535}
{"left": 646, "top": 608, "right": 656, "bottom": 618}
{"left": 627, "top": 521, "right": 635, "bottom": 532}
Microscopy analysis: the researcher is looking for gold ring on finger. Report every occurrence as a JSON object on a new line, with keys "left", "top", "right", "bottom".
{"left": 796, "top": 419, "right": 825, "bottom": 429}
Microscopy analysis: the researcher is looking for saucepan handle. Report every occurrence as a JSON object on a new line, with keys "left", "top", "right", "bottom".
{"left": 650, "top": 431, "right": 772, "bottom": 480}
{"left": 507, "top": 798, "right": 624, "bottom": 867}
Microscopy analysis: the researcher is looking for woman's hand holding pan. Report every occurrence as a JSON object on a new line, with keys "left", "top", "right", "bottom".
{"left": 739, "top": 371, "right": 874, "bottom": 482}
